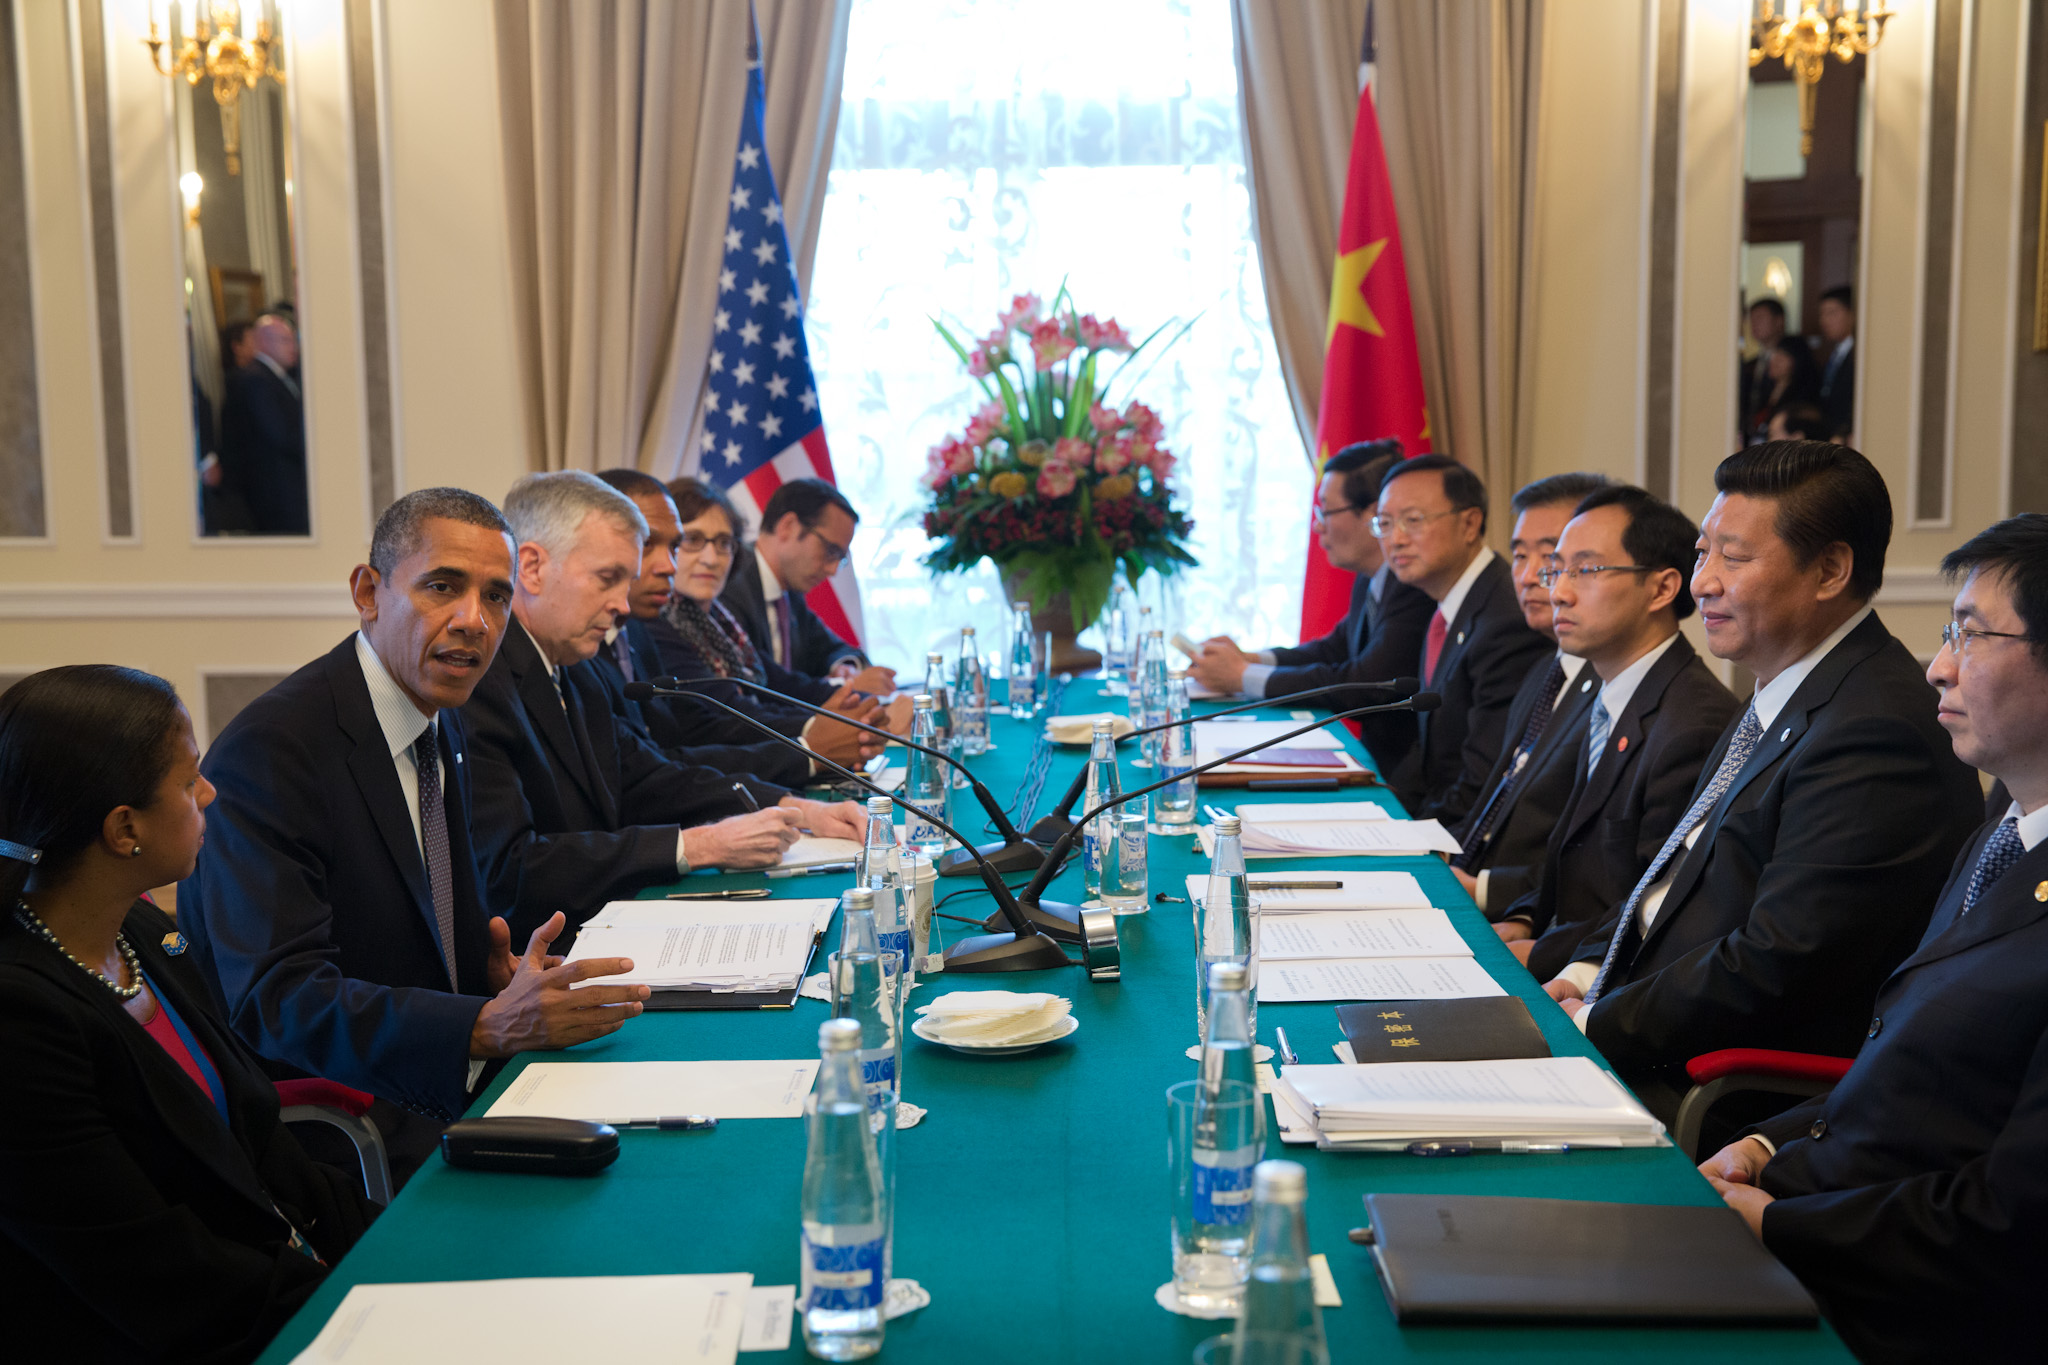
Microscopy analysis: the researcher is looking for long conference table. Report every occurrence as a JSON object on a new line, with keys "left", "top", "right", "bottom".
{"left": 259, "top": 681, "right": 1852, "bottom": 1362}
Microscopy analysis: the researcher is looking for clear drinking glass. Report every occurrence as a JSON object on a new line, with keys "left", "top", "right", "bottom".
{"left": 1190, "top": 1335, "right": 1329, "bottom": 1365}
{"left": 1166, "top": 1078, "right": 1263, "bottom": 1312}
{"left": 1102, "top": 808, "right": 1149, "bottom": 914}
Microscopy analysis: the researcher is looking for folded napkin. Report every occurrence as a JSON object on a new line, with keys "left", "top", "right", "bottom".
{"left": 915, "top": 991, "right": 1072, "bottom": 1044}
{"left": 1047, "top": 713, "right": 1136, "bottom": 745}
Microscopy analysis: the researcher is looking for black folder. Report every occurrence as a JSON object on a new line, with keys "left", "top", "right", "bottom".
{"left": 1359, "top": 1194, "right": 1819, "bottom": 1326}
{"left": 1335, "top": 997, "right": 1552, "bottom": 1063}
{"left": 639, "top": 931, "right": 823, "bottom": 1011}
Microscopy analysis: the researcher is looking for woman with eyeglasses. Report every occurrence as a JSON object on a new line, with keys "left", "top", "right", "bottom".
{"left": 0, "top": 666, "right": 375, "bottom": 1363}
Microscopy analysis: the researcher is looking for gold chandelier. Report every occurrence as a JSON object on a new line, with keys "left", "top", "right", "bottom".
{"left": 142, "top": 3, "right": 285, "bottom": 176}
{"left": 1748, "top": 1, "right": 1894, "bottom": 157}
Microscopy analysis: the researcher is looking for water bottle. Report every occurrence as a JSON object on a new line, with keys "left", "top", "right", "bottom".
{"left": 1008, "top": 603, "right": 1039, "bottom": 719}
{"left": 1081, "top": 717, "right": 1123, "bottom": 902}
{"left": 1191, "top": 961, "right": 1264, "bottom": 1270}
{"left": 1102, "top": 585, "right": 1133, "bottom": 693}
{"left": 1134, "top": 629, "right": 1170, "bottom": 768}
{"left": 1232, "top": 1161, "right": 1325, "bottom": 1359}
{"left": 834, "top": 891, "right": 899, "bottom": 1109}
{"left": 870, "top": 877, "right": 913, "bottom": 1027}
{"left": 1200, "top": 815, "right": 1257, "bottom": 1040}
{"left": 903, "top": 695, "right": 949, "bottom": 860}
{"left": 800, "top": 1018, "right": 889, "bottom": 1360}
{"left": 1154, "top": 669, "right": 1197, "bottom": 826}
{"left": 955, "top": 628, "right": 989, "bottom": 756}
{"left": 923, "top": 651, "right": 966, "bottom": 788}
{"left": 856, "top": 796, "right": 896, "bottom": 889}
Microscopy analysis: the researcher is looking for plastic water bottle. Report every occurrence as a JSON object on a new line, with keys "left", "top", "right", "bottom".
{"left": 1200, "top": 815, "right": 1257, "bottom": 1040}
{"left": 955, "top": 628, "right": 989, "bottom": 756}
{"left": 921, "top": 653, "right": 953, "bottom": 747}
{"left": 1008, "top": 603, "right": 1038, "bottom": 719}
{"left": 856, "top": 796, "right": 896, "bottom": 889}
{"left": 1191, "top": 961, "right": 1264, "bottom": 1275}
{"left": 1134, "top": 629, "right": 1170, "bottom": 767}
{"left": 1081, "top": 717, "right": 1123, "bottom": 902}
{"left": 800, "top": 1018, "right": 888, "bottom": 1360}
{"left": 835, "top": 890, "right": 899, "bottom": 1107}
{"left": 1232, "top": 1161, "right": 1325, "bottom": 1359}
{"left": 1154, "top": 669, "right": 1197, "bottom": 826}
{"left": 903, "top": 695, "right": 949, "bottom": 860}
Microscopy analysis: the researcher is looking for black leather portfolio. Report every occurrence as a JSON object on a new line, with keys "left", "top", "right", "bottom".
{"left": 1335, "top": 997, "right": 1552, "bottom": 1063}
{"left": 1359, "top": 1194, "right": 1819, "bottom": 1326}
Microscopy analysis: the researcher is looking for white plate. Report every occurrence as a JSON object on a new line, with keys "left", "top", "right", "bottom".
{"left": 910, "top": 1014, "right": 1079, "bottom": 1055}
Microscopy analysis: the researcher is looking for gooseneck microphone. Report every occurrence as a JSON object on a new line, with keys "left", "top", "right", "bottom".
{"left": 623, "top": 679, "right": 1076, "bottom": 973}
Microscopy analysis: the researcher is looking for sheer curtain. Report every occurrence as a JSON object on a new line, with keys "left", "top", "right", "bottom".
{"left": 805, "top": 0, "right": 1306, "bottom": 670}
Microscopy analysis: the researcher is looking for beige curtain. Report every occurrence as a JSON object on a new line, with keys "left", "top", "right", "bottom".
{"left": 494, "top": 0, "right": 851, "bottom": 475}
{"left": 1229, "top": 0, "right": 1371, "bottom": 460}
{"left": 1375, "top": 0, "right": 1544, "bottom": 533}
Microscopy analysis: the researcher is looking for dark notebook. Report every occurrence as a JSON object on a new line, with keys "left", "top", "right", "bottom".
{"left": 1335, "top": 997, "right": 1552, "bottom": 1063}
{"left": 1360, "top": 1194, "right": 1819, "bottom": 1327}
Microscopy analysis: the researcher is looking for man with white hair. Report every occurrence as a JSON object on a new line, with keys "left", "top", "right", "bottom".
{"left": 463, "top": 471, "right": 866, "bottom": 940}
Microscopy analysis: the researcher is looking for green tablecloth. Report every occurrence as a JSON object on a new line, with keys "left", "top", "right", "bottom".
{"left": 259, "top": 684, "right": 1849, "bottom": 1363}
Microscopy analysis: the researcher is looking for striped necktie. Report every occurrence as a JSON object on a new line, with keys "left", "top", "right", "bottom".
{"left": 1585, "top": 697, "right": 1612, "bottom": 776}
{"left": 412, "top": 724, "right": 459, "bottom": 990}
{"left": 1961, "top": 818, "right": 2025, "bottom": 916}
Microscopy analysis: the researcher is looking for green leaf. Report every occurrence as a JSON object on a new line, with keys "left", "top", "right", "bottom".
{"left": 1103, "top": 310, "right": 1203, "bottom": 401}
{"left": 992, "top": 368, "right": 1026, "bottom": 443}
{"left": 931, "top": 315, "right": 997, "bottom": 403}
{"left": 1063, "top": 353, "right": 1098, "bottom": 437}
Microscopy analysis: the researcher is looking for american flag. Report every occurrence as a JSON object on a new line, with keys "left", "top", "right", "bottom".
{"left": 695, "top": 59, "right": 863, "bottom": 647}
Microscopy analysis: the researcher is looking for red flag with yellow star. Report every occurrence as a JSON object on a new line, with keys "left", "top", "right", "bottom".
{"left": 1300, "top": 80, "right": 1429, "bottom": 639}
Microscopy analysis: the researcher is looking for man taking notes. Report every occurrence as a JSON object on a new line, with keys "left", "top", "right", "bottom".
{"left": 721, "top": 477, "right": 878, "bottom": 683}
{"left": 1699, "top": 514, "right": 2048, "bottom": 1363}
{"left": 1546, "top": 443, "right": 1981, "bottom": 1124}
{"left": 1189, "top": 440, "right": 1433, "bottom": 775}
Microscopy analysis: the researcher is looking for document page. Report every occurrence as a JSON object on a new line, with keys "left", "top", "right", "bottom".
{"left": 780, "top": 835, "right": 863, "bottom": 868}
{"left": 1278, "top": 1056, "right": 1660, "bottom": 1133}
{"left": 1258, "top": 957, "right": 1505, "bottom": 1002}
{"left": 1257, "top": 909, "right": 1472, "bottom": 960}
{"left": 290, "top": 1273, "right": 753, "bottom": 1364}
{"left": 485, "top": 1060, "right": 818, "bottom": 1123}
{"left": 1183, "top": 871, "right": 1431, "bottom": 911}
{"left": 1194, "top": 720, "right": 1343, "bottom": 767}
{"left": 1240, "top": 817, "right": 1463, "bottom": 857}
{"left": 565, "top": 918, "right": 816, "bottom": 989}
{"left": 1234, "top": 801, "right": 1390, "bottom": 824}
{"left": 583, "top": 898, "right": 836, "bottom": 934}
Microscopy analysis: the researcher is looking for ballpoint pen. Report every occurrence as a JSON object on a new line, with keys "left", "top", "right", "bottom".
{"left": 1202, "top": 803, "right": 1234, "bottom": 823}
{"left": 1247, "top": 880, "right": 1343, "bottom": 891}
{"left": 730, "top": 781, "right": 762, "bottom": 812}
{"left": 667, "top": 888, "right": 772, "bottom": 900}
{"left": 1274, "top": 1027, "right": 1299, "bottom": 1067}
{"left": 614, "top": 1116, "right": 719, "bottom": 1132}
{"left": 765, "top": 861, "right": 856, "bottom": 879}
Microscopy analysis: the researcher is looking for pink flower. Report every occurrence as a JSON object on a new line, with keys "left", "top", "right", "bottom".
{"left": 922, "top": 448, "right": 953, "bottom": 491}
{"left": 1094, "top": 433, "right": 1133, "bottom": 475}
{"left": 1123, "top": 402, "right": 1165, "bottom": 441}
{"left": 966, "top": 349, "right": 994, "bottom": 378}
{"left": 1146, "top": 442, "right": 1177, "bottom": 480}
{"left": 999, "top": 293, "right": 1044, "bottom": 329}
{"left": 1088, "top": 402, "right": 1123, "bottom": 436}
{"left": 1037, "top": 460, "right": 1079, "bottom": 499}
{"left": 941, "top": 437, "right": 978, "bottom": 478}
{"left": 1076, "top": 314, "right": 1133, "bottom": 351}
{"left": 965, "top": 400, "right": 1007, "bottom": 447}
{"left": 1030, "top": 319, "right": 1077, "bottom": 371}
{"left": 1052, "top": 436, "right": 1094, "bottom": 472}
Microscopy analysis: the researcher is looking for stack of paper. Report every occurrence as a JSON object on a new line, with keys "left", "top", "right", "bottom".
{"left": 779, "top": 835, "right": 864, "bottom": 869}
{"left": 1202, "top": 805, "right": 1463, "bottom": 858}
{"left": 911, "top": 991, "right": 1071, "bottom": 1045}
{"left": 1190, "top": 720, "right": 1369, "bottom": 778}
{"left": 1259, "top": 957, "right": 1505, "bottom": 1003}
{"left": 485, "top": 1059, "right": 819, "bottom": 1122}
{"left": 1181, "top": 870, "right": 1431, "bottom": 912}
{"left": 1272, "top": 1057, "right": 1667, "bottom": 1150}
{"left": 569, "top": 899, "right": 834, "bottom": 995}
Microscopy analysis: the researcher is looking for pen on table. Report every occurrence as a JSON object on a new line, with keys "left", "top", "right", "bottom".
{"left": 1247, "top": 880, "right": 1343, "bottom": 891}
{"left": 1274, "top": 1027, "right": 1299, "bottom": 1068}
{"left": 667, "top": 888, "right": 772, "bottom": 900}
{"left": 1404, "top": 1141, "right": 1572, "bottom": 1156}
{"left": 1202, "top": 803, "right": 1234, "bottom": 823}
{"left": 615, "top": 1116, "right": 719, "bottom": 1132}
{"left": 766, "top": 861, "right": 856, "bottom": 879}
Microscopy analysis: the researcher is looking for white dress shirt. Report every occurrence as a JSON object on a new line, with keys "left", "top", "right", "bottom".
{"left": 1435, "top": 546, "right": 1497, "bottom": 633}
{"left": 1591, "top": 633, "right": 1682, "bottom": 736}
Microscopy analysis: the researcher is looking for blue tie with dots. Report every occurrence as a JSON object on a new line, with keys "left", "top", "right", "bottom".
{"left": 1585, "top": 698, "right": 1612, "bottom": 776}
{"left": 1961, "top": 818, "right": 2025, "bottom": 916}
{"left": 413, "top": 725, "right": 459, "bottom": 990}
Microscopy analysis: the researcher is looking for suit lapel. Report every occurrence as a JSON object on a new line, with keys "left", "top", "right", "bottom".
{"left": 1560, "top": 638, "right": 1693, "bottom": 847}
{"left": 1899, "top": 834, "right": 2048, "bottom": 972}
{"left": 332, "top": 652, "right": 432, "bottom": 915}
{"left": 1351, "top": 575, "right": 1376, "bottom": 658}
{"left": 562, "top": 665, "right": 621, "bottom": 828}
{"left": 506, "top": 626, "right": 609, "bottom": 819}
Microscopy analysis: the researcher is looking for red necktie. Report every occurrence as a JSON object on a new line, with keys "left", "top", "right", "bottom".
{"left": 1423, "top": 610, "right": 1448, "bottom": 683}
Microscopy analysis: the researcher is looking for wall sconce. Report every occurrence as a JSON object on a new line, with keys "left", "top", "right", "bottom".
{"left": 142, "top": 2, "right": 286, "bottom": 176}
{"left": 179, "top": 170, "right": 204, "bottom": 227}
{"left": 1749, "top": 1, "right": 1894, "bottom": 157}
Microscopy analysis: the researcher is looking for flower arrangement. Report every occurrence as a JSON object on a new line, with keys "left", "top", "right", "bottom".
{"left": 920, "top": 290, "right": 1196, "bottom": 631}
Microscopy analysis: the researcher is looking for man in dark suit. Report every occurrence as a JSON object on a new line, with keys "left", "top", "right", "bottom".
{"left": 1698, "top": 514, "right": 2048, "bottom": 1363}
{"left": 183, "top": 488, "right": 649, "bottom": 1175}
{"left": 1372, "top": 454, "right": 1552, "bottom": 823}
{"left": 1188, "top": 440, "right": 1434, "bottom": 775}
{"left": 1737, "top": 296, "right": 1787, "bottom": 442}
{"left": 217, "top": 314, "right": 308, "bottom": 535}
{"left": 1546, "top": 443, "right": 1982, "bottom": 1123}
{"left": 1496, "top": 486, "right": 1739, "bottom": 981}
{"left": 462, "top": 472, "right": 867, "bottom": 941}
{"left": 1815, "top": 285, "right": 1855, "bottom": 440}
{"left": 721, "top": 477, "right": 874, "bottom": 681}
{"left": 1447, "top": 472, "right": 1612, "bottom": 913}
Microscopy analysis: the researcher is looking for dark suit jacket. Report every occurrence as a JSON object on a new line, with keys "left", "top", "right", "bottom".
{"left": 183, "top": 637, "right": 492, "bottom": 1121}
{"left": 1576, "top": 612, "right": 1984, "bottom": 1116}
{"left": 719, "top": 552, "right": 865, "bottom": 676}
{"left": 218, "top": 360, "right": 307, "bottom": 535}
{"left": 1817, "top": 339, "right": 1855, "bottom": 439}
{"left": 641, "top": 611, "right": 839, "bottom": 725}
{"left": 1452, "top": 651, "right": 1600, "bottom": 912}
{"left": 1385, "top": 553, "right": 1552, "bottom": 824}
{"left": 462, "top": 623, "right": 786, "bottom": 940}
{"left": 0, "top": 901, "right": 373, "bottom": 1364}
{"left": 593, "top": 619, "right": 809, "bottom": 788}
{"left": 1750, "top": 822, "right": 2048, "bottom": 1364}
{"left": 1265, "top": 567, "right": 1436, "bottom": 777}
{"left": 1505, "top": 635, "right": 1738, "bottom": 982}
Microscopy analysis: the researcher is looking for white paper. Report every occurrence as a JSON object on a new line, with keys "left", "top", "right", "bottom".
{"left": 1256, "top": 909, "right": 1472, "bottom": 960}
{"left": 565, "top": 919, "right": 816, "bottom": 990}
{"left": 485, "top": 1060, "right": 818, "bottom": 1123}
{"left": 1257, "top": 957, "right": 1505, "bottom": 1003}
{"left": 1309, "top": 1254, "right": 1343, "bottom": 1308}
{"left": 1183, "top": 871, "right": 1430, "bottom": 912}
{"left": 1193, "top": 720, "right": 1344, "bottom": 767}
{"left": 1235, "top": 802, "right": 1391, "bottom": 825}
{"left": 290, "top": 1273, "right": 752, "bottom": 1364}
{"left": 583, "top": 899, "right": 836, "bottom": 934}
{"left": 738, "top": 1285, "right": 794, "bottom": 1353}
{"left": 1243, "top": 817, "right": 1463, "bottom": 857}
{"left": 1276, "top": 1057, "right": 1664, "bottom": 1141}
{"left": 780, "top": 835, "right": 863, "bottom": 868}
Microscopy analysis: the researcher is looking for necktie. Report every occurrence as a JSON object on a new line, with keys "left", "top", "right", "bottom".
{"left": 412, "top": 725, "right": 459, "bottom": 990}
{"left": 1585, "top": 697, "right": 1612, "bottom": 776}
{"left": 772, "top": 594, "right": 795, "bottom": 670}
{"left": 1961, "top": 817, "right": 2025, "bottom": 916}
{"left": 612, "top": 630, "right": 636, "bottom": 684}
{"left": 1584, "top": 705, "right": 1763, "bottom": 1004}
{"left": 1423, "top": 611, "right": 1448, "bottom": 683}
{"left": 1452, "top": 658, "right": 1567, "bottom": 871}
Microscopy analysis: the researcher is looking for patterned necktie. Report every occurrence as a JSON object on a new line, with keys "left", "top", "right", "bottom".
{"left": 1961, "top": 817, "right": 2025, "bottom": 916}
{"left": 772, "top": 594, "right": 796, "bottom": 669}
{"left": 612, "top": 630, "right": 636, "bottom": 684}
{"left": 1452, "top": 659, "right": 1567, "bottom": 871}
{"left": 1584, "top": 704, "right": 1763, "bottom": 1004}
{"left": 1423, "top": 611, "right": 1448, "bottom": 683}
{"left": 1585, "top": 697, "right": 1612, "bottom": 776}
{"left": 412, "top": 725, "right": 459, "bottom": 991}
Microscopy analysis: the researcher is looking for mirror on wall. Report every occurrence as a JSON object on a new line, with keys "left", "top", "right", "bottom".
{"left": 163, "top": 0, "right": 305, "bottom": 537}
{"left": 1737, "top": 50, "right": 1864, "bottom": 448}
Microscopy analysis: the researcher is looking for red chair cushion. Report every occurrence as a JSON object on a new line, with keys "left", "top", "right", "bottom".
{"left": 1685, "top": 1048, "right": 1854, "bottom": 1086}
{"left": 274, "top": 1079, "right": 377, "bottom": 1117}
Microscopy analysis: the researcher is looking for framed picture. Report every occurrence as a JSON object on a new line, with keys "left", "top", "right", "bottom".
{"left": 210, "top": 267, "right": 267, "bottom": 328}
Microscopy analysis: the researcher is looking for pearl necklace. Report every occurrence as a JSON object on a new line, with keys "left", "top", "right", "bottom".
{"left": 14, "top": 901, "right": 143, "bottom": 1001}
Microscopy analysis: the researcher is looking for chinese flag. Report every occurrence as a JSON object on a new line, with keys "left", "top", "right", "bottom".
{"left": 1299, "top": 81, "right": 1430, "bottom": 640}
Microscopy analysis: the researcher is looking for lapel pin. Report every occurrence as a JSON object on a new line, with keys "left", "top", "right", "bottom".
{"left": 2035, "top": 882, "right": 2047, "bottom": 903}
{"left": 1616, "top": 736, "right": 1629, "bottom": 753}
{"left": 1779, "top": 728, "right": 1791, "bottom": 742}
{"left": 455, "top": 752, "right": 464, "bottom": 764}
{"left": 161, "top": 931, "right": 188, "bottom": 956}
{"left": 1581, "top": 679, "right": 1592, "bottom": 692}
{"left": 1456, "top": 631, "right": 1466, "bottom": 646}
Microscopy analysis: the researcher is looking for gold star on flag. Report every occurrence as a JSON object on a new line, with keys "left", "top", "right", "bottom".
{"left": 1325, "top": 238, "right": 1388, "bottom": 347}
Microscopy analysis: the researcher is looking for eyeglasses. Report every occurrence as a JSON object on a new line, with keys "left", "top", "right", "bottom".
{"left": 1941, "top": 620, "right": 2030, "bottom": 656}
{"left": 679, "top": 530, "right": 738, "bottom": 558}
{"left": 1369, "top": 508, "right": 1458, "bottom": 538}
{"left": 803, "top": 527, "right": 851, "bottom": 568}
{"left": 1311, "top": 502, "right": 1367, "bottom": 528}
{"left": 1536, "top": 562, "right": 1654, "bottom": 589}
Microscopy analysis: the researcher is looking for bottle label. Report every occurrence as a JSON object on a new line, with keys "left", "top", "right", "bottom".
{"left": 1113, "top": 820, "right": 1146, "bottom": 890}
{"left": 859, "top": 1049, "right": 896, "bottom": 1109}
{"left": 1082, "top": 821, "right": 1102, "bottom": 881}
{"left": 876, "top": 928, "right": 912, "bottom": 980}
{"left": 1191, "top": 1144, "right": 1259, "bottom": 1225}
{"left": 906, "top": 815, "right": 943, "bottom": 847}
{"left": 802, "top": 1230, "right": 887, "bottom": 1311}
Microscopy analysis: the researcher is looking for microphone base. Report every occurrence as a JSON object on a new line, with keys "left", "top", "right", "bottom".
{"left": 980, "top": 896, "right": 1084, "bottom": 945}
{"left": 1023, "top": 814, "right": 1075, "bottom": 845}
{"left": 940, "top": 929, "right": 1074, "bottom": 973}
{"left": 938, "top": 837, "right": 1045, "bottom": 878}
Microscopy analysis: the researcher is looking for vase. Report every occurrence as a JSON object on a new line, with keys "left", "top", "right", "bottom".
{"left": 1003, "top": 572, "right": 1102, "bottom": 673}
